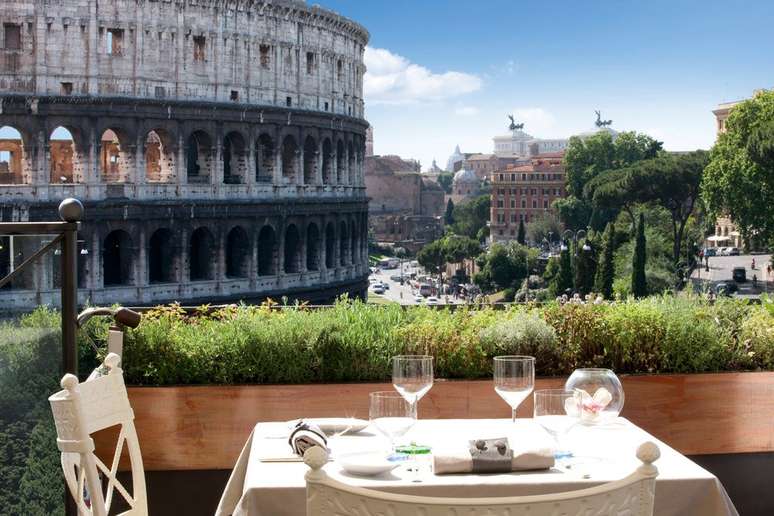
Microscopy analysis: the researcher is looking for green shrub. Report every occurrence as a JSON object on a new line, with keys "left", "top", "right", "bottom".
{"left": 479, "top": 310, "right": 562, "bottom": 375}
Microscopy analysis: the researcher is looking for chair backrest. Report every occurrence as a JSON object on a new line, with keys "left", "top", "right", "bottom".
{"left": 304, "top": 441, "right": 659, "bottom": 516}
{"left": 49, "top": 353, "right": 147, "bottom": 516}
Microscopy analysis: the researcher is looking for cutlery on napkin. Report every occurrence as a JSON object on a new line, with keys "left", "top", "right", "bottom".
{"left": 434, "top": 437, "right": 554, "bottom": 474}
{"left": 259, "top": 420, "right": 330, "bottom": 462}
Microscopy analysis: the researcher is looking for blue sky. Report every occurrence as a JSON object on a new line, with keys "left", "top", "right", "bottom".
{"left": 324, "top": 0, "right": 774, "bottom": 170}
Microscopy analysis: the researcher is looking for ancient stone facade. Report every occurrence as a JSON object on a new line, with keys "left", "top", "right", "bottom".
{"left": 0, "top": 0, "right": 370, "bottom": 310}
{"left": 365, "top": 155, "right": 444, "bottom": 251}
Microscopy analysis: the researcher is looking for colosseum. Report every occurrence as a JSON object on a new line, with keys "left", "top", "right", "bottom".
{"left": 0, "top": 0, "right": 371, "bottom": 311}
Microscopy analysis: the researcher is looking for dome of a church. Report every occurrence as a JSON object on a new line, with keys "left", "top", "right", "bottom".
{"left": 453, "top": 167, "right": 478, "bottom": 184}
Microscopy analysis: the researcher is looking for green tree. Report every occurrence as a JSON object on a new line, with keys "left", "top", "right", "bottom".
{"left": 436, "top": 172, "right": 454, "bottom": 194}
{"left": 703, "top": 90, "right": 774, "bottom": 245}
{"left": 416, "top": 240, "right": 445, "bottom": 274}
{"left": 595, "top": 223, "right": 616, "bottom": 299}
{"left": 449, "top": 195, "right": 491, "bottom": 241}
{"left": 573, "top": 239, "right": 597, "bottom": 297}
{"left": 475, "top": 242, "right": 536, "bottom": 292}
{"left": 444, "top": 198, "right": 455, "bottom": 226}
{"left": 549, "top": 248, "right": 574, "bottom": 297}
{"left": 560, "top": 131, "right": 662, "bottom": 231}
{"left": 517, "top": 219, "right": 526, "bottom": 245}
{"left": 526, "top": 212, "right": 562, "bottom": 245}
{"left": 632, "top": 213, "right": 648, "bottom": 297}
{"left": 442, "top": 234, "right": 481, "bottom": 264}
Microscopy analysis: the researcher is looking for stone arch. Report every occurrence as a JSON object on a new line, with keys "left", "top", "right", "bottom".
{"left": 336, "top": 139, "right": 345, "bottom": 184}
{"left": 0, "top": 125, "right": 27, "bottom": 185}
{"left": 347, "top": 140, "right": 355, "bottom": 185}
{"left": 257, "top": 225, "right": 277, "bottom": 276}
{"left": 49, "top": 126, "right": 85, "bottom": 183}
{"left": 255, "top": 133, "right": 274, "bottom": 183}
{"left": 281, "top": 134, "right": 298, "bottom": 183}
{"left": 103, "top": 229, "right": 135, "bottom": 286}
{"left": 99, "top": 128, "right": 133, "bottom": 183}
{"left": 349, "top": 220, "right": 358, "bottom": 264}
{"left": 226, "top": 226, "right": 250, "bottom": 278}
{"left": 186, "top": 130, "right": 214, "bottom": 183}
{"left": 283, "top": 224, "right": 301, "bottom": 273}
{"left": 144, "top": 128, "right": 176, "bottom": 183}
{"left": 339, "top": 220, "right": 349, "bottom": 266}
{"left": 189, "top": 227, "right": 216, "bottom": 281}
{"left": 322, "top": 138, "right": 333, "bottom": 184}
{"left": 223, "top": 131, "right": 248, "bottom": 184}
{"left": 306, "top": 222, "right": 321, "bottom": 271}
{"left": 325, "top": 222, "right": 336, "bottom": 269}
{"left": 148, "top": 228, "right": 178, "bottom": 284}
{"left": 303, "top": 135, "right": 317, "bottom": 185}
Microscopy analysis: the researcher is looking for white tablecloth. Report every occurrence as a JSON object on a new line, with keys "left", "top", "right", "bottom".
{"left": 216, "top": 418, "right": 738, "bottom": 516}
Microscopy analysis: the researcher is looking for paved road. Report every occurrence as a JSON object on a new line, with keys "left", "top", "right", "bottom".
{"left": 367, "top": 263, "right": 462, "bottom": 305}
{"left": 691, "top": 254, "right": 772, "bottom": 296}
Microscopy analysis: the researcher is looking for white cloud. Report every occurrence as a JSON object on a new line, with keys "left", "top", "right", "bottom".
{"left": 364, "top": 47, "right": 482, "bottom": 105}
{"left": 511, "top": 108, "right": 556, "bottom": 135}
{"left": 455, "top": 105, "right": 480, "bottom": 116}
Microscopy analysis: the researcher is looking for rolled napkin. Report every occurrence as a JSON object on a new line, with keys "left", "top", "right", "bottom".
{"left": 434, "top": 437, "right": 554, "bottom": 475}
{"left": 288, "top": 420, "right": 328, "bottom": 456}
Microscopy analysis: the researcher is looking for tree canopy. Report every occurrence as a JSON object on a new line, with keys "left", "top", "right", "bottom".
{"left": 449, "top": 195, "right": 491, "bottom": 241}
{"left": 474, "top": 242, "right": 537, "bottom": 292}
{"left": 703, "top": 90, "right": 774, "bottom": 245}
{"left": 417, "top": 234, "right": 481, "bottom": 274}
{"left": 526, "top": 212, "right": 562, "bottom": 245}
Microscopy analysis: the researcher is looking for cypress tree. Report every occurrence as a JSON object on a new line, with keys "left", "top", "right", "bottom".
{"left": 551, "top": 246, "right": 574, "bottom": 297}
{"left": 574, "top": 239, "right": 597, "bottom": 297}
{"left": 632, "top": 213, "right": 647, "bottom": 297}
{"left": 517, "top": 219, "right": 526, "bottom": 245}
{"left": 444, "top": 198, "right": 455, "bottom": 226}
{"left": 595, "top": 223, "right": 616, "bottom": 299}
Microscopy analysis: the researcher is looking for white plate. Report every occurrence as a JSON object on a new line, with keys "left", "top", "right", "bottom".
{"left": 290, "top": 418, "right": 369, "bottom": 435}
{"left": 337, "top": 451, "right": 400, "bottom": 476}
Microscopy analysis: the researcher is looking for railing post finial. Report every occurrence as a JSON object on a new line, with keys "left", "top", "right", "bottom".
{"left": 58, "top": 198, "right": 84, "bottom": 223}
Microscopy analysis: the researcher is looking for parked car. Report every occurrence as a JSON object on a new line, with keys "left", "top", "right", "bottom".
{"left": 703, "top": 248, "right": 717, "bottom": 257}
{"left": 426, "top": 296, "right": 439, "bottom": 305}
{"left": 715, "top": 282, "right": 738, "bottom": 296}
{"left": 413, "top": 295, "right": 424, "bottom": 303}
{"left": 728, "top": 247, "right": 740, "bottom": 256}
{"left": 732, "top": 267, "right": 746, "bottom": 283}
{"left": 419, "top": 283, "right": 433, "bottom": 297}
{"left": 371, "top": 285, "right": 385, "bottom": 294}
{"left": 389, "top": 275, "right": 402, "bottom": 282}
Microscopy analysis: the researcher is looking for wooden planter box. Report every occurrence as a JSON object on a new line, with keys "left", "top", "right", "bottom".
{"left": 99, "top": 372, "right": 774, "bottom": 471}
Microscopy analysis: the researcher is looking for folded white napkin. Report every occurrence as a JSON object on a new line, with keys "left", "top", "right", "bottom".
{"left": 288, "top": 421, "right": 328, "bottom": 456}
{"left": 434, "top": 437, "right": 554, "bottom": 475}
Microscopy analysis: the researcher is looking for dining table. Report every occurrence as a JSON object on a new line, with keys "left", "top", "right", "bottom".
{"left": 216, "top": 417, "right": 738, "bottom": 516}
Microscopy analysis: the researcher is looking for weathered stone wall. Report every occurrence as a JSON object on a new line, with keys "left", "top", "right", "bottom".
{"left": 0, "top": 0, "right": 368, "bottom": 117}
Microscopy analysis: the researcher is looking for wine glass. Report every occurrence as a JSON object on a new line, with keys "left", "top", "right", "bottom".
{"left": 392, "top": 355, "right": 433, "bottom": 419}
{"left": 493, "top": 355, "right": 535, "bottom": 422}
{"left": 369, "top": 391, "right": 416, "bottom": 450}
{"left": 534, "top": 389, "right": 579, "bottom": 459}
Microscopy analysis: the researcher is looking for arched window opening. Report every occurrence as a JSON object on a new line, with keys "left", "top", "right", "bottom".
{"left": 303, "top": 136, "right": 317, "bottom": 185}
{"left": 0, "top": 235, "right": 36, "bottom": 289}
{"left": 322, "top": 139, "right": 333, "bottom": 185}
{"left": 223, "top": 132, "right": 247, "bottom": 184}
{"left": 145, "top": 130, "right": 175, "bottom": 183}
{"left": 339, "top": 221, "right": 348, "bottom": 266}
{"left": 306, "top": 223, "right": 320, "bottom": 271}
{"left": 281, "top": 135, "right": 298, "bottom": 183}
{"left": 256, "top": 134, "right": 274, "bottom": 183}
{"left": 0, "top": 126, "right": 26, "bottom": 185}
{"left": 100, "top": 129, "right": 130, "bottom": 182}
{"left": 226, "top": 226, "right": 250, "bottom": 278}
{"left": 50, "top": 126, "right": 82, "bottom": 183}
{"left": 325, "top": 223, "right": 336, "bottom": 269}
{"left": 257, "top": 226, "right": 277, "bottom": 276}
{"left": 347, "top": 141, "right": 355, "bottom": 186}
{"left": 189, "top": 227, "right": 216, "bottom": 281}
{"left": 350, "top": 221, "right": 358, "bottom": 264}
{"left": 335, "top": 140, "right": 345, "bottom": 184}
{"left": 149, "top": 228, "right": 177, "bottom": 283}
{"left": 187, "top": 131, "right": 213, "bottom": 184}
{"left": 284, "top": 224, "right": 300, "bottom": 274}
{"left": 103, "top": 230, "right": 134, "bottom": 286}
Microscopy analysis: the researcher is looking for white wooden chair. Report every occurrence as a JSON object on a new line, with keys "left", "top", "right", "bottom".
{"left": 49, "top": 353, "right": 147, "bottom": 516}
{"left": 304, "top": 441, "right": 660, "bottom": 516}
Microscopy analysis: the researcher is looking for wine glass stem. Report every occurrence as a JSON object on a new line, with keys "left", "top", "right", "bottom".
{"left": 511, "top": 407, "right": 516, "bottom": 423}
{"left": 411, "top": 400, "right": 418, "bottom": 420}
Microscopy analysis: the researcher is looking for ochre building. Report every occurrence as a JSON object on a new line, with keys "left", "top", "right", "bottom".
{"left": 0, "top": 0, "right": 371, "bottom": 311}
{"left": 489, "top": 153, "right": 566, "bottom": 243}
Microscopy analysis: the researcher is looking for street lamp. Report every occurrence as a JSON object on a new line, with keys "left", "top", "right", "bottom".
{"left": 561, "top": 229, "right": 587, "bottom": 252}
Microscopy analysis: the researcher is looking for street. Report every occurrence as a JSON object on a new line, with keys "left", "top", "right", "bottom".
{"left": 691, "top": 254, "right": 772, "bottom": 297}
{"left": 367, "top": 262, "right": 463, "bottom": 305}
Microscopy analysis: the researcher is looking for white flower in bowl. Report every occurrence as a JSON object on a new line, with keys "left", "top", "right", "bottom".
{"left": 566, "top": 388, "right": 612, "bottom": 423}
